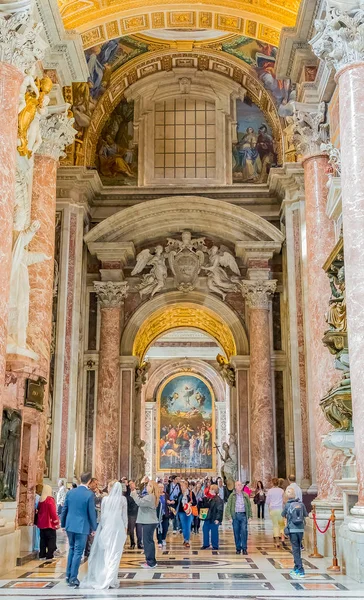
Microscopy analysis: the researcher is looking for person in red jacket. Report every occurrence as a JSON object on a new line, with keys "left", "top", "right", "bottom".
{"left": 37, "top": 484, "right": 60, "bottom": 560}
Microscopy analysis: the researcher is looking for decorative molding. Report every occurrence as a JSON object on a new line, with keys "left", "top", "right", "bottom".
{"left": 0, "top": 3, "right": 47, "bottom": 73}
{"left": 310, "top": 3, "right": 364, "bottom": 73}
{"left": 292, "top": 101, "right": 328, "bottom": 157}
{"left": 38, "top": 110, "right": 77, "bottom": 161}
{"left": 93, "top": 281, "right": 128, "bottom": 308}
{"left": 240, "top": 279, "right": 277, "bottom": 309}
{"left": 321, "top": 140, "right": 341, "bottom": 176}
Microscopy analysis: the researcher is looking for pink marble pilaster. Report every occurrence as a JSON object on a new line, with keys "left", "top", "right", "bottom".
{"left": 337, "top": 63, "right": 364, "bottom": 505}
{"left": 0, "top": 63, "right": 23, "bottom": 399}
{"left": 27, "top": 154, "right": 58, "bottom": 481}
{"left": 94, "top": 281, "right": 128, "bottom": 486}
{"left": 241, "top": 280, "right": 276, "bottom": 487}
{"left": 303, "top": 154, "right": 343, "bottom": 500}
{"left": 249, "top": 308, "right": 274, "bottom": 486}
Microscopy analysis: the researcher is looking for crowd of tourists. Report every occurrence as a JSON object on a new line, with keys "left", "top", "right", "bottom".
{"left": 33, "top": 472, "right": 307, "bottom": 589}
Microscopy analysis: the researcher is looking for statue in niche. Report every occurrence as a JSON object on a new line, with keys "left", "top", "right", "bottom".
{"left": 217, "top": 433, "right": 238, "bottom": 490}
{"left": 202, "top": 245, "right": 241, "bottom": 300}
{"left": 325, "top": 266, "right": 346, "bottom": 332}
{"left": 0, "top": 409, "right": 22, "bottom": 501}
{"left": 7, "top": 220, "right": 51, "bottom": 354}
{"left": 131, "top": 246, "right": 167, "bottom": 298}
{"left": 132, "top": 435, "right": 146, "bottom": 485}
{"left": 135, "top": 360, "right": 151, "bottom": 392}
{"left": 216, "top": 354, "right": 236, "bottom": 387}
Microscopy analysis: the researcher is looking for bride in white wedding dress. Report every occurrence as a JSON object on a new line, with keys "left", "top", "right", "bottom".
{"left": 81, "top": 481, "right": 127, "bottom": 589}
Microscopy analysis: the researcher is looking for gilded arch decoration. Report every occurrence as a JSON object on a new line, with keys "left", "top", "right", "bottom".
{"left": 132, "top": 303, "right": 237, "bottom": 360}
{"left": 79, "top": 49, "right": 284, "bottom": 167}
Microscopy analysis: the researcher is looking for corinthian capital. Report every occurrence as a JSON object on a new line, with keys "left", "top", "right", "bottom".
{"left": 310, "top": 2, "right": 364, "bottom": 73}
{"left": 0, "top": 2, "right": 47, "bottom": 73}
{"left": 94, "top": 281, "right": 128, "bottom": 308}
{"left": 38, "top": 111, "right": 77, "bottom": 161}
{"left": 240, "top": 280, "right": 277, "bottom": 310}
{"left": 292, "top": 102, "right": 328, "bottom": 157}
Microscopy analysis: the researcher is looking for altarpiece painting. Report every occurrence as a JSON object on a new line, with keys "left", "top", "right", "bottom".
{"left": 157, "top": 374, "right": 215, "bottom": 472}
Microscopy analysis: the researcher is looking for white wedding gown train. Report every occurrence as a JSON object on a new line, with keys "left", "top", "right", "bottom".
{"left": 81, "top": 482, "right": 127, "bottom": 589}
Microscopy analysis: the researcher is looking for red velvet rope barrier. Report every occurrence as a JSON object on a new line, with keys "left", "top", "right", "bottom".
{"left": 313, "top": 512, "right": 331, "bottom": 534}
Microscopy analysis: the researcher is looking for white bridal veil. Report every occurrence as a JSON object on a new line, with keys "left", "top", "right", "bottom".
{"left": 81, "top": 481, "right": 127, "bottom": 589}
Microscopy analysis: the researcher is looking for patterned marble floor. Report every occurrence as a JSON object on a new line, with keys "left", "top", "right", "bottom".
{"left": 0, "top": 520, "right": 363, "bottom": 599}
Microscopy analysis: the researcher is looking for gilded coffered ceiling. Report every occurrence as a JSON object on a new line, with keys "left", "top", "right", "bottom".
{"left": 59, "top": 0, "right": 300, "bottom": 49}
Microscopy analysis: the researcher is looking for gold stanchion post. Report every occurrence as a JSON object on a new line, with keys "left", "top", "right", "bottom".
{"left": 309, "top": 505, "right": 323, "bottom": 559}
{"left": 327, "top": 509, "right": 341, "bottom": 572}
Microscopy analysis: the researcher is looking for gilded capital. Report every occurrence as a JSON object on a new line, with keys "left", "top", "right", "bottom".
{"left": 240, "top": 280, "right": 277, "bottom": 310}
{"left": 94, "top": 281, "right": 128, "bottom": 308}
{"left": 292, "top": 102, "right": 328, "bottom": 157}
{"left": 38, "top": 111, "right": 77, "bottom": 161}
{"left": 310, "top": 3, "right": 364, "bottom": 73}
{"left": 0, "top": 4, "right": 47, "bottom": 73}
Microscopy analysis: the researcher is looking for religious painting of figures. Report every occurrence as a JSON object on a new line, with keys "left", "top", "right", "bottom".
{"left": 96, "top": 99, "right": 138, "bottom": 186}
{"left": 222, "top": 36, "right": 292, "bottom": 116}
{"left": 72, "top": 36, "right": 148, "bottom": 133}
{"left": 233, "top": 99, "right": 277, "bottom": 184}
{"left": 157, "top": 374, "right": 215, "bottom": 472}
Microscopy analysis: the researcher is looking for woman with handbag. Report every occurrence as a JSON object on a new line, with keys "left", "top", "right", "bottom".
{"left": 200, "top": 484, "right": 224, "bottom": 550}
{"left": 177, "top": 480, "right": 197, "bottom": 548}
{"left": 253, "top": 481, "right": 266, "bottom": 519}
{"left": 37, "top": 485, "right": 60, "bottom": 561}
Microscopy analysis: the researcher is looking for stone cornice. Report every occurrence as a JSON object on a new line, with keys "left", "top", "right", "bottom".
{"left": 268, "top": 163, "right": 305, "bottom": 203}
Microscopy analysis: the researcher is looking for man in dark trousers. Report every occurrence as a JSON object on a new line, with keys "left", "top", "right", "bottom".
{"left": 61, "top": 472, "right": 97, "bottom": 588}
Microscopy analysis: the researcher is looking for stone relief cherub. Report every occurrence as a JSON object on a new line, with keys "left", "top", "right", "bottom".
{"left": 201, "top": 245, "right": 241, "bottom": 299}
{"left": 131, "top": 245, "right": 168, "bottom": 298}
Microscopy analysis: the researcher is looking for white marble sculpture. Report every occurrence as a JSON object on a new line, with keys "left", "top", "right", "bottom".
{"left": 202, "top": 245, "right": 241, "bottom": 299}
{"left": 131, "top": 245, "right": 168, "bottom": 298}
{"left": 7, "top": 220, "right": 50, "bottom": 357}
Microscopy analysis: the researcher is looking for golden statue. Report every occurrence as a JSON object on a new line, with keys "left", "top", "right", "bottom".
{"left": 325, "top": 266, "right": 346, "bottom": 332}
{"left": 17, "top": 76, "right": 53, "bottom": 158}
{"left": 216, "top": 353, "right": 236, "bottom": 387}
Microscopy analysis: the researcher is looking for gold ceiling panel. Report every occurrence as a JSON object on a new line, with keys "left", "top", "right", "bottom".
{"left": 60, "top": 1, "right": 299, "bottom": 47}
{"left": 132, "top": 303, "right": 237, "bottom": 360}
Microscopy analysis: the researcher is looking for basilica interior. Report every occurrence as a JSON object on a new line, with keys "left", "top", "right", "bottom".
{"left": 0, "top": 0, "right": 364, "bottom": 597}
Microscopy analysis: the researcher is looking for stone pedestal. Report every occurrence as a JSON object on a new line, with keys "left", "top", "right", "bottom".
{"left": 94, "top": 281, "right": 128, "bottom": 485}
{"left": 241, "top": 280, "right": 276, "bottom": 486}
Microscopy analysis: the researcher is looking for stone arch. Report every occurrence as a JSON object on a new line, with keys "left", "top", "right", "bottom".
{"left": 121, "top": 293, "right": 248, "bottom": 358}
{"left": 81, "top": 48, "right": 284, "bottom": 166}
{"left": 144, "top": 358, "right": 226, "bottom": 404}
{"left": 84, "top": 195, "right": 285, "bottom": 248}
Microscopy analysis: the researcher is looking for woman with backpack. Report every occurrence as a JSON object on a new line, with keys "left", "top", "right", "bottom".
{"left": 281, "top": 486, "right": 308, "bottom": 578}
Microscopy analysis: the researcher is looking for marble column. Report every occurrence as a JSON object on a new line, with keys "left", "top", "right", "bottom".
{"left": 0, "top": 6, "right": 45, "bottom": 395}
{"left": 292, "top": 102, "right": 344, "bottom": 502}
{"left": 311, "top": 5, "right": 364, "bottom": 515}
{"left": 26, "top": 113, "right": 76, "bottom": 481}
{"left": 94, "top": 281, "right": 128, "bottom": 486}
{"left": 230, "top": 359, "right": 250, "bottom": 480}
{"left": 241, "top": 280, "right": 276, "bottom": 486}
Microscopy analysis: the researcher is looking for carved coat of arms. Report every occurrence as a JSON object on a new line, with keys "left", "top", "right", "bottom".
{"left": 166, "top": 231, "right": 207, "bottom": 292}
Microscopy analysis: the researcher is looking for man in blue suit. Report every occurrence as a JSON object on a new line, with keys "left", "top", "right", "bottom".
{"left": 61, "top": 472, "right": 97, "bottom": 587}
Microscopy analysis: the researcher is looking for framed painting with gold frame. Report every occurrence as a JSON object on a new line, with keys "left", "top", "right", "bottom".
{"left": 157, "top": 372, "right": 216, "bottom": 473}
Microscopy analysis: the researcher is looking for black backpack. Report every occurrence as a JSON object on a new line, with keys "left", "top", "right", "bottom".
{"left": 288, "top": 501, "right": 304, "bottom": 527}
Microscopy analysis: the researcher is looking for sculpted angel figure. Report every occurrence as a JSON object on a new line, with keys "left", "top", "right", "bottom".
{"left": 7, "top": 220, "right": 51, "bottom": 352}
{"left": 131, "top": 245, "right": 167, "bottom": 298}
{"left": 135, "top": 360, "right": 151, "bottom": 392}
{"left": 325, "top": 266, "right": 346, "bottom": 332}
{"left": 202, "top": 245, "right": 241, "bottom": 299}
{"left": 216, "top": 354, "right": 236, "bottom": 387}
